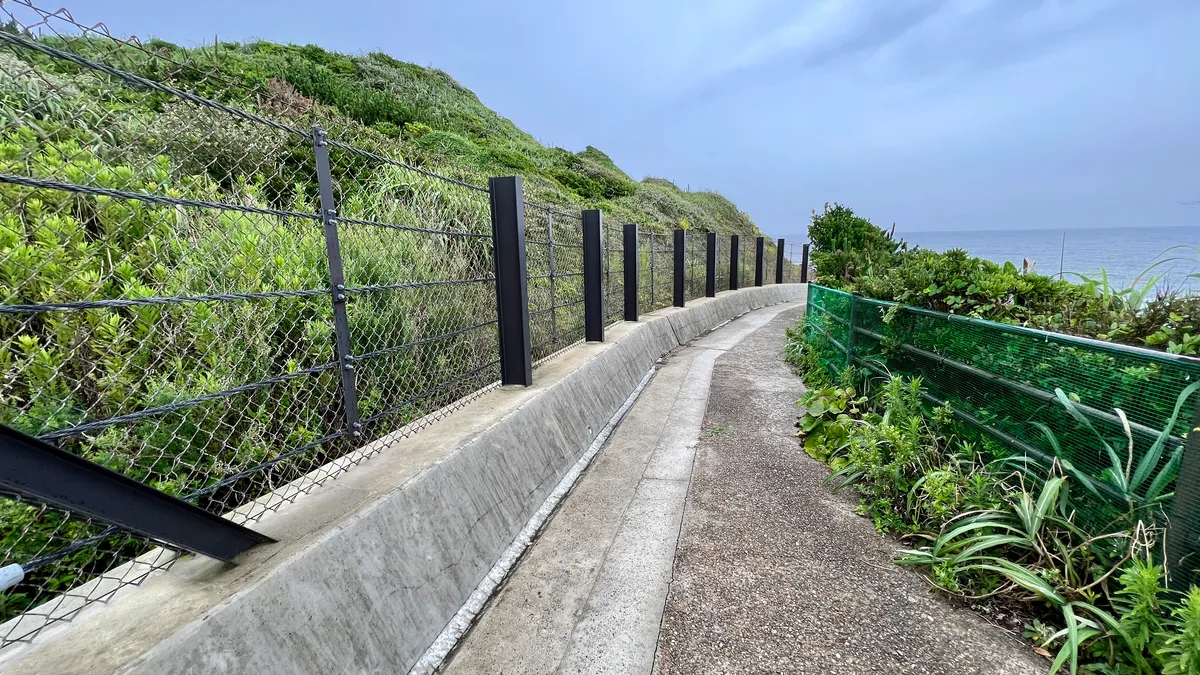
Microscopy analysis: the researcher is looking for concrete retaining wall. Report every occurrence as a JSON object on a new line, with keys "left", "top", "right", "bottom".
{"left": 2, "top": 285, "right": 805, "bottom": 675}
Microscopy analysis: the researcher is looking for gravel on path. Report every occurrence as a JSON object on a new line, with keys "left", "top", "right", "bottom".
{"left": 653, "top": 307, "right": 1048, "bottom": 675}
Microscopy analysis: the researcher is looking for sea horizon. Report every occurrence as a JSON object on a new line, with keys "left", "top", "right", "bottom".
{"left": 775, "top": 224, "right": 1200, "bottom": 290}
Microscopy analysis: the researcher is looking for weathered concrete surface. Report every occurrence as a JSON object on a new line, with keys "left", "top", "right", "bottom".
{"left": 654, "top": 307, "right": 1047, "bottom": 675}
{"left": 443, "top": 304, "right": 799, "bottom": 675}
{"left": 1, "top": 284, "right": 804, "bottom": 675}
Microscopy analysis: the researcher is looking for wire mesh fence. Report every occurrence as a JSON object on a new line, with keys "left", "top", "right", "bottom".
{"left": 684, "top": 231, "right": 704, "bottom": 301}
{"left": 602, "top": 222, "right": 624, "bottom": 325}
{"left": 638, "top": 231, "right": 673, "bottom": 313}
{"left": 0, "top": 2, "right": 501, "bottom": 646}
{"left": 740, "top": 241, "right": 751, "bottom": 288}
{"left": 715, "top": 236, "right": 730, "bottom": 293}
{"left": 0, "top": 0, "right": 814, "bottom": 650}
{"left": 763, "top": 240, "right": 778, "bottom": 285}
{"left": 525, "top": 204, "right": 585, "bottom": 363}
{"left": 802, "top": 283, "right": 1200, "bottom": 542}
{"left": 784, "top": 241, "right": 809, "bottom": 283}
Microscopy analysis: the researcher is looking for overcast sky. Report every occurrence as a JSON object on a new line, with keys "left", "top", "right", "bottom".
{"left": 51, "top": 1, "right": 1200, "bottom": 237}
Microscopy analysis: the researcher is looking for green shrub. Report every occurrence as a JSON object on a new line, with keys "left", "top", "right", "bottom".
{"left": 1158, "top": 586, "right": 1200, "bottom": 674}
{"left": 811, "top": 203, "right": 1199, "bottom": 352}
{"left": 485, "top": 146, "right": 536, "bottom": 173}
{"left": 402, "top": 121, "right": 432, "bottom": 139}
{"left": 790, "top": 341, "right": 1200, "bottom": 673}
{"left": 549, "top": 168, "right": 603, "bottom": 199}
{"left": 809, "top": 203, "right": 902, "bottom": 284}
{"left": 280, "top": 54, "right": 416, "bottom": 128}
{"left": 134, "top": 101, "right": 290, "bottom": 185}
{"left": 374, "top": 121, "right": 401, "bottom": 138}
{"left": 412, "top": 130, "right": 480, "bottom": 163}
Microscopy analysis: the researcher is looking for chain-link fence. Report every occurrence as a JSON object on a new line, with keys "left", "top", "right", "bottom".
{"left": 602, "top": 222, "right": 625, "bottom": 325}
{"left": 740, "top": 241, "right": 751, "bottom": 288}
{"left": 784, "top": 241, "right": 809, "bottom": 283}
{"left": 0, "top": 0, "right": 813, "bottom": 649}
{"left": 0, "top": 2, "right": 506, "bottom": 647}
{"left": 684, "top": 232, "right": 703, "bottom": 301}
{"left": 715, "top": 236, "right": 730, "bottom": 293}
{"left": 638, "top": 231, "right": 672, "bottom": 313}
{"left": 803, "top": 283, "right": 1200, "bottom": 549}
{"left": 525, "top": 204, "right": 586, "bottom": 363}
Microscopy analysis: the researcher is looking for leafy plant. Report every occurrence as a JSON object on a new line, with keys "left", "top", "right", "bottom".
{"left": 1034, "top": 381, "right": 1200, "bottom": 524}
{"left": 1157, "top": 586, "right": 1200, "bottom": 674}
{"left": 795, "top": 383, "right": 866, "bottom": 463}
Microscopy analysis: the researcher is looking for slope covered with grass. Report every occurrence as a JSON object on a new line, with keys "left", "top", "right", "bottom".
{"left": 177, "top": 39, "right": 762, "bottom": 236}
{"left": 0, "top": 22, "right": 768, "bottom": 631}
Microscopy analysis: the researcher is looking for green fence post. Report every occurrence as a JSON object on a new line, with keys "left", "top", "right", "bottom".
{"left": 845, "top": 293, "right": 856, "bottom": 371}
{"left": 1167, "top": 398, "right": 1200, "bottom": 590}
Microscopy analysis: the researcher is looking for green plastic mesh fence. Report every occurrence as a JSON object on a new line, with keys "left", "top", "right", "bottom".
{"left": 803, "top": 284, "right": 1200, "bottom": 569}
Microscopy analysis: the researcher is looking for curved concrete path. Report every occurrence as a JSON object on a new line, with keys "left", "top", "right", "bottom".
{"left": 442, "top": 304, "right": 1045, "bottom": 674}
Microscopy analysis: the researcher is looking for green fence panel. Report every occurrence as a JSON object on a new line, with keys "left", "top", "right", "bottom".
{"left": 802, "top": 284, "right": 1200, "bottom": 581}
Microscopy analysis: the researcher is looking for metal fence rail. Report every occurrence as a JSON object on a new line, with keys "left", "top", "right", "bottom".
{"left": 0, "top": 0, "right": 813, "bottom": 650}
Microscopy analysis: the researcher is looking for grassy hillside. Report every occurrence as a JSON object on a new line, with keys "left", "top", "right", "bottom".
{"left": 0, "top": 23, "right": 769, "bottom": 630}
{"left": 149, "top": 38, "right": 762, "bottom": 236}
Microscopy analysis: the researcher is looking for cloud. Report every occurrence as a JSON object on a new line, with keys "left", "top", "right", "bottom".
{"left": 57, "top": 0, "right": 1200, "bottom": 235}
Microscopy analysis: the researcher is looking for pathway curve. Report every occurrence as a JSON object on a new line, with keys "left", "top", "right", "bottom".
{"left": 443, "top": 303, "right": 1045, "bottom": 674}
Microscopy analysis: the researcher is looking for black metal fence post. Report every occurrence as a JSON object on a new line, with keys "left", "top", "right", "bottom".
{"left": 583, "top": 210, "right": 604, "bottom": 342}
{"left": 313, "top": 125, "right": 361, "bottom": 438}
{"left": 623, "top": 224, "right": 638, "bottom": 321}
{"left": 673, "top": 230, "right": 685, "bottom": 307}
{"left": 729, "top": 235, "right": 740, "bottom": 291}
{"left": 775, "top": 238, "right": 785, "bottom": 284}
{"left": 754, "top": 236, "right": 765, "bottom": 287}
{"left": 1168, "top": 398, "right": 1200, "bottom": 590}
{"left": 801, "top": 243, "right": 810, "bottom": 283}
{"left": 705, "top": 232, "right": 716, "bottom": 297}
{"left": 488, "top": 176, "right": 533, "bottom": 386}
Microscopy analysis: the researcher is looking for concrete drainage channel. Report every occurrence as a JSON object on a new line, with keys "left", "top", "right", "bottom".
{"left": 2, "top": 285, "right": 805, "bottom": 675}
{"left": 409, "top": 366, "right": 657, "bottom": 674}
{"left": 440, "top": 301, "right": 802, "bottom": 674}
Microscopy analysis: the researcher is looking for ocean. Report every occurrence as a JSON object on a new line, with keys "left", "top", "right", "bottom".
{"left": 781, "top": 226, "right": 1200, "bottom": 292}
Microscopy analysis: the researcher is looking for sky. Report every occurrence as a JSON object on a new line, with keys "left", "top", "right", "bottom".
{"left": 37, "top": 0, "right": 1200, "bottom": 238}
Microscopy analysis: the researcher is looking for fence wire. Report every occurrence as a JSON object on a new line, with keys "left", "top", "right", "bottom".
{"left": 638, "top": 231, "right": 672, "bottom": 313}
{"left": 525, "top": 205, "right": 585, "bottom": 363}
{"left": 602, "top": 222, "right": 624, "bottom": 325}
{"left": 0, "top": 3, "right": 499, "bottom": 647}
{"left": 803, "top": 284, "right": 1200, "bottom": 540}
{"left": 0, "top": 0, "right": 814, "bottom": 651}
{"left": 740, "top": 241, "right": 751, "bottom": 288}
{"left": 763, "top": 240, "right": 777, "bottom": 285}
{"left": 715, "top": 235, "right": 730, "bottom": 293}
{"left": 684, "top": 232, "right": 703, "bottom": 301}
{"left": 785, "top": 241, "right": 808, "bottom": 283}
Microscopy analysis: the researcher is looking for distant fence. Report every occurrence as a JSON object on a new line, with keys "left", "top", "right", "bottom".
{"left": 0, "top": 1, "right": 808, "bottom": 649}
{"left": 803, "top": 284, "right": 1200, "bottom": 584}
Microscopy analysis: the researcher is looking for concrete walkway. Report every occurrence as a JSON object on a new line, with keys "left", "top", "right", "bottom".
{"left": 443, "top": 304, "right": 1045, "bottom": 674}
